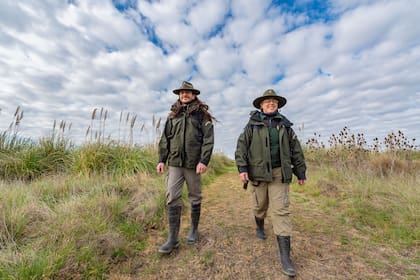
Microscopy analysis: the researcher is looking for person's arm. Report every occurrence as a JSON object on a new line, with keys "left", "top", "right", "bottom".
{"left": 235, "top": 124, "right": 252, "bottom": 181}
{"left": 288, "top": 128, "right": 307, "bottom": 181}
{"left": 199, "top": 118, "right": 214, "bottom": 166}
{"left": 157, "top": 119, "right": 170, "bottom": 174}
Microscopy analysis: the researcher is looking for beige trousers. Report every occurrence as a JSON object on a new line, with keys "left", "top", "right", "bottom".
{"left": 165, "top": 166, "right": 202, "bottom": 207}
{"left": 252, "top": 167, "right": 292, "bottom": 236}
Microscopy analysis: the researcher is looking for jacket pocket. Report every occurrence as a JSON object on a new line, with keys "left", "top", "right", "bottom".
{"left": 248, "top": 164, "right": 266, "bottom": 181}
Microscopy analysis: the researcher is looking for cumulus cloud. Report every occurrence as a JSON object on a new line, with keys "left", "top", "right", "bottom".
{"left": 0, "top": 0, "right": 419, "bottom": 157}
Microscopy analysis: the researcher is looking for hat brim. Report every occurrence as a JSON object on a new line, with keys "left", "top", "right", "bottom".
{"left": 253, "top": 96, "right": 287, "bottom": 109}
{"left": 173, "top": 88, "right": 200, "bottom": 95}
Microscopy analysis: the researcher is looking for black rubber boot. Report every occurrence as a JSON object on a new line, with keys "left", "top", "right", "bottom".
{"left": 158, "top": 206, "right": 181, "bottom": 254}
{"left": 187, "top": 203, "right": 201, "bottom": 244}
{"left": 255, "top": 217, "right": 267, "bottom": 240}
{"left": 277, "top": 236, "right": 296, "bottom": 277}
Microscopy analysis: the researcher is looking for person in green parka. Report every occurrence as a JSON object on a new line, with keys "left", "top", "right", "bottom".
{"left": 235, "top": 89, "right": 306, "bottom": 277}
{"left": 156, "top": 81, "right": 215, "bottom": 254}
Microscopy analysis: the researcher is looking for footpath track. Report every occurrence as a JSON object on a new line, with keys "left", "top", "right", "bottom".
{"left": 126, "top": 171, "right": 408, "bottom": 280}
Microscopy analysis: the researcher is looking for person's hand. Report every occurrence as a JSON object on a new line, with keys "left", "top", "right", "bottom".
{"left": 298, "top": 179, "right": 306, "bottom": 186}
{"left": 196, "top": 162, "right": 207, "bottom": 174}
{"left": 239, "top": 172, "right": 249, "bottom": 183}
{"left": 156, "top": 162, "right": 165, "bottom": 174}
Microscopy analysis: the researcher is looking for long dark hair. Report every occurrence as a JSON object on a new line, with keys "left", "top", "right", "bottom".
{"left": 169, "top": 97, "right": 217, "bottom": 122}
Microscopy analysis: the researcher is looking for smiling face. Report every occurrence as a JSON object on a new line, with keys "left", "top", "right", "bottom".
{"left": 260, "top": 98, "right": 279, "bottom": 114}
{"left": 179, "top": 90, "right": 196, "bottom": 104}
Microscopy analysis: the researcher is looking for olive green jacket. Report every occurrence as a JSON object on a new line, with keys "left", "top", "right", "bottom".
{"left": 235, "top": 110, "right": 306, "bottom": 183}
{"left": 158, "top": 106, "right": 214, "bottom": 169}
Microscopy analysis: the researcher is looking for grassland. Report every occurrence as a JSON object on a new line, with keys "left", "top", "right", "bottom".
{"left": 0, "top": 108, "right": 418, "bottom": 279}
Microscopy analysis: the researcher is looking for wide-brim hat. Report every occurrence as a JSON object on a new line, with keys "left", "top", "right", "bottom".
{"left": 252, "top": 89, "right": 287, "bottom": 109}
{"left": 172, "top": 81, "right": 200, "bottom": 95}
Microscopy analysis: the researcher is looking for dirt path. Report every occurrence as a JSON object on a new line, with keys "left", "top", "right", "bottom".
{"left": 127, "top": 171, "right": 411, "bottom": 280}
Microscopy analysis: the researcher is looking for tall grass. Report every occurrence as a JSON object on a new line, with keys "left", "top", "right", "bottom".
{"left": 305, "top": 126, "right": 418, "bottom": 174}
{"left": 302, "top": 127, "right": 419, "bottom": 248}
{"left": 0, "top": 155, "right": 233, "bottom": 279}
{"left": 72, "top": 142, "right": 157, "bottom": 176}
{"left": 1, "top": 108, "right": 418, "bottom": 277}
{"left": 0, "top": 106, "right": 30, "bottom": 151}
{"left": 0, "top": 107, "right": 233, "bottom": 278}
{"left": 0, "top": 107, "right": 162, "bottom": 180}
{"left": 0, "top": 174, "right": 157, "bottom": 279}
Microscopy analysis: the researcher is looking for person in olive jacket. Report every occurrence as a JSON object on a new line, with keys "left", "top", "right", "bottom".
{"left": 235, "top": 89, "right": 306, "bottom": 277}
{"left": 156, "top": 81, "right": 215, "bottom": 254}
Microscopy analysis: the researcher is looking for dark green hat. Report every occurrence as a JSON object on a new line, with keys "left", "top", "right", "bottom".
{"left": 172, "top": 81, "right": 200, "bottom": 95}
{"left": 252, "top": 89, "right": 287, "bottom": 109}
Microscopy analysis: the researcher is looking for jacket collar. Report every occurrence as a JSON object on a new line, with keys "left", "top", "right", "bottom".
{"left": 249, "top": 110, "right": 293, "bottom": 127}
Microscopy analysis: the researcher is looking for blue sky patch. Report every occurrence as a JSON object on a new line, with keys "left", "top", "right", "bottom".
{"left": 112, "top": 0, "right": 137, "bottom": 12}
{"left": 272, "top": 72, "right": 285, "bottom": 83}
{"left": 138, "top": 14, "right": 169, "bottom": 55}
{"left": 272, "top": 0, "right": 336, "bottom": 30}
{"left": 317, "top": 68, "right": 331, "bottom": 77}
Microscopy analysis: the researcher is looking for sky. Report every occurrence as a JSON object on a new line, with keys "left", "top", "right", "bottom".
{"left": 1, "top": 0, "right": 419, "bottom": 158}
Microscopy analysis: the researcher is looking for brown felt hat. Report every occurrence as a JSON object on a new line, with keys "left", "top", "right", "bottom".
{"left": 252, "top": 89, "right": 287, "bottom": 109}
{"left": 172, "top": 81, "right": 200, "bottom": 95}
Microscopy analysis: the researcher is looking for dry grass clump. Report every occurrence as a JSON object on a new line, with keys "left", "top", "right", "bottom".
{"left": 0, "top": 184, "right": 32, "bottom": 248}
{"left": 0, "top": 107, "right": 163, "bottom": 181}
{"left": 305, "top": 126, "right": 418, "bottom": 176}
{"left": 87, "top": 107, "right": 162, "bottom": 147}
{"left": 0, "top": 173, "right": 166, "bottom": 279}
{"left": 303, "top": 127, "right": 419, "bottom": 249}
{"left": 0, "top": 145, "right": 233, "bottom": 279}
{"left": 302, "top": 161, "right": 419, "bottom": 249}
{"left": 121, "top": 172, "right": 165, "bottom": 225}
{"left": 368, "top": 153, "right": 420, "bottom": 177}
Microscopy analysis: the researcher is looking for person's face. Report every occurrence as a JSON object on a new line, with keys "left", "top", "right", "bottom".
{"left": 179, "top": 90, "right": 196, "bottom": 104}
{"left": 260, "top": 98, "right": 279, "bottom": 114}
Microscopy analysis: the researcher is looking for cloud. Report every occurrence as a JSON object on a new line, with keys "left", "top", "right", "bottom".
{"left": 0, "top": 0, "right": 419, "bottom": 158}
{"left": 189, "top": 0, "right": 230, "bottom": 36}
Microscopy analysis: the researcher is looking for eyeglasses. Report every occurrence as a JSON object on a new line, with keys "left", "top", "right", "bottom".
{"left": 262, "top": 99, "right": 278, "bottom": 104}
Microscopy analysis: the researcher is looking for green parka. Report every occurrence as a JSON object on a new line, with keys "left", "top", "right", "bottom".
{"left": 235, "top": 110, "right": 306, "bottom": 183}
{"left": 158, "top": 102, "right": 214, "bottom": 169}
